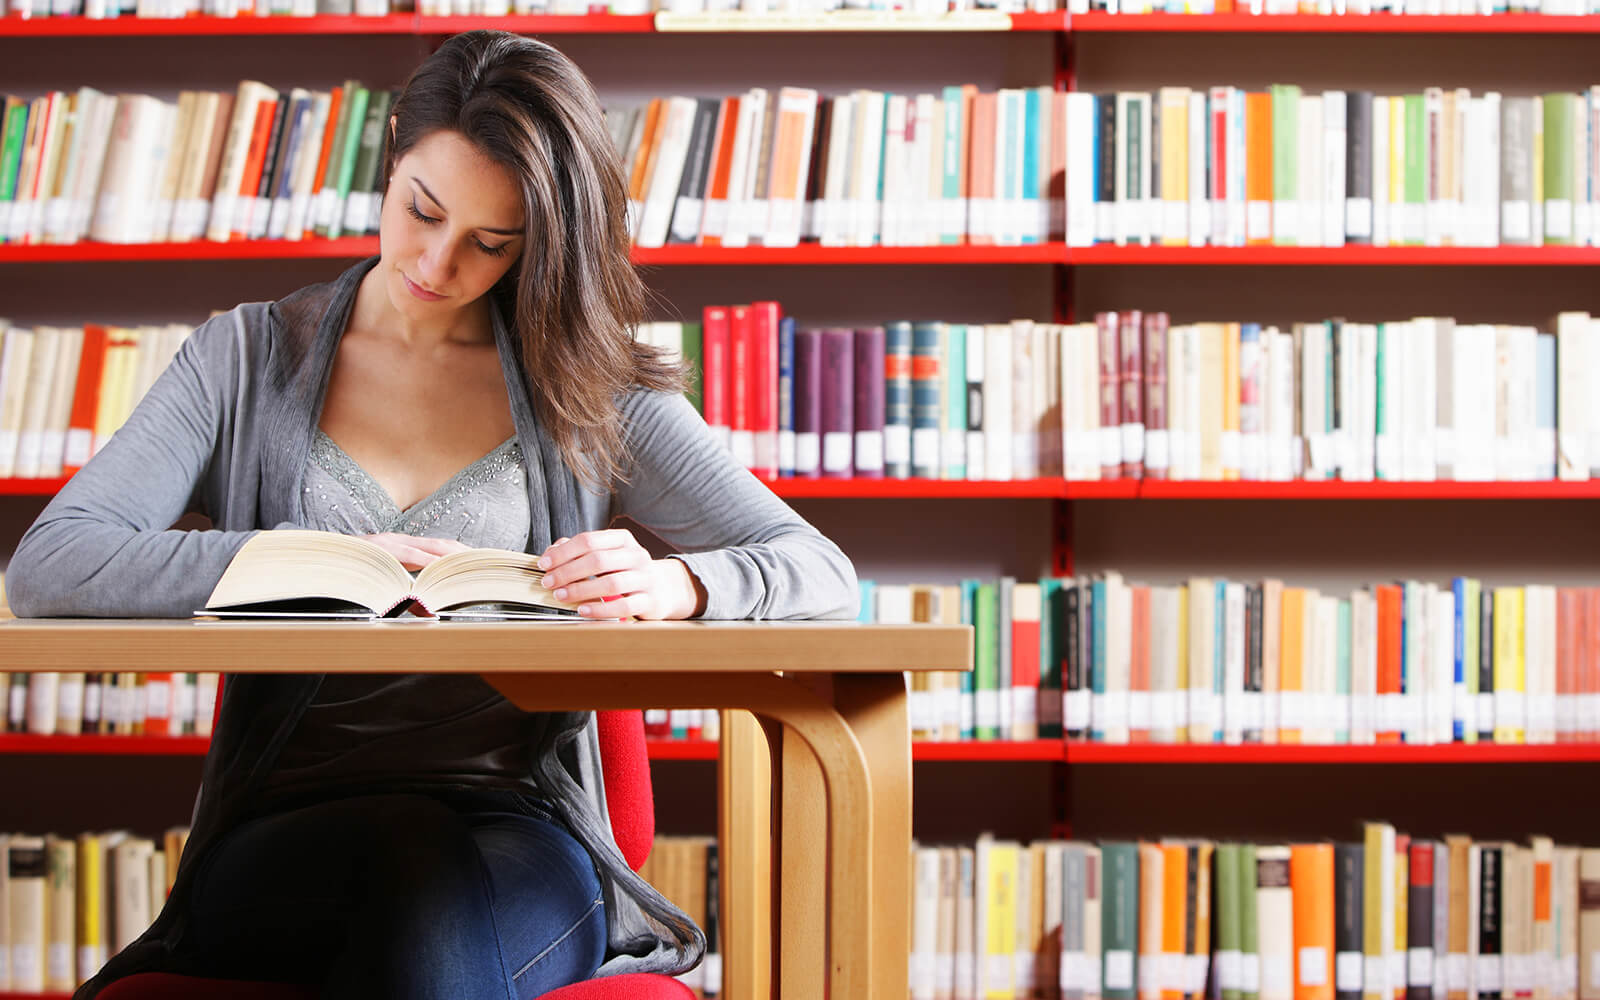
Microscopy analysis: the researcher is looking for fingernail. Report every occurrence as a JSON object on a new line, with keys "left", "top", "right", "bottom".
{"left": 542, "top": 575, "right": 555, "bottom": 588}
{"left": 537, "top": 556, "right": 551, "bottom": 570}
{"left": 578, "top": 604, "right": 591, "bottom": 616}
{"left": 554, "top": 588, "right": 568, "bottom": 600}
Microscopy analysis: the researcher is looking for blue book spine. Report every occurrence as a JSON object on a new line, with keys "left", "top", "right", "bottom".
{"left": 1212, "top": 579, "right": 1226, "bottom": 744}
{"left": 857, "top": 579, "right": 877, "bottom": 623}
{"left": 944, "top": 323, "right": 967, "bottom": 479}
{"left": 1452, "top": 576, "right": 1467, "bottom": 742}
{"left": 1091, "top": 578, "right": 1108, "bottom": 742}
{"left": 960, "top": 580, "right": 978, "bottom": 741}
{"left": 911, "top": 321, "right": 944, "bottom": 479}
{"left": 1020, "top": 88, "right": 1042, "bottom": 245}
{"left": 884, "top": 321, "right": 914, "bottom": 479}
{"left": 778, "top": 316, "right": 796, "bottom": 477}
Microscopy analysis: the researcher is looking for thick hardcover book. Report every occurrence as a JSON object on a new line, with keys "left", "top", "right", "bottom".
{"left": 1240, "top": 843, "right": 1261, "bottom": 1000}
{"left": 854, "top": 326, "right": 887, "bottom": 479}
{"left": 910, "top": 321, "right": 944, "bottom": 480}
{"left": 882, "top": 320, "right": 913, "bottom": 479}
{"left": 701, "top": 306, "right": 731, "bottom": 452}
{"left": 818, "top": 328, "right": 854, "bottom": 479}
{"left": 1119, "top": 309, "right": 1145, "bottom": 480}
{"left": 1218, "top": 844, "right": 1244, "bottom": 1000}
{"left": 1479, "top": 846, "right": 1503, "bottom": 1000}
{"left": 1102, "top": 842, "right": 1141, "bottom": 1000}
{"left": 749, "top": 300, "right": 781, "bottom": 479}
{"left": 1407, "top": 842, "right": 1436, "bottom": 1000}
{"left": 1336, "top": 843, "right": 1366, "bottom": 1000}
{"left": 1293, "top": 844, "right": 1336, "bottom": 1000}
{"left": 667, "top": 97, "right": 719, "bottom": 246}
{"left": 1144, "top": 311, "right": 1170, "bottom": 480}
{"left": 200, "top": 531, "right": 577, "bottom": 620}
{"left": 793, "top": 328, "right": 821, "bottom": 479}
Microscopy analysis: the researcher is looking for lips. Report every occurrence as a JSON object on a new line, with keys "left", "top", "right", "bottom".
{"left": 403, "top": 273, "right": 445, "bottom": 301}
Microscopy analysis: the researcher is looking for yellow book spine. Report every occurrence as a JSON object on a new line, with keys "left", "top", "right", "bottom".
{"left": 75, "top": 833, "right": 101, "bottom": 989}
{"left": 1363, "top": 823, "right": 1389, "bottom": 1000}
{"left": 1389, "top": 100, "right": 1405, "bottom": 227}
{"left": 986, "top": 842, "right": 1019, "bottom": 1000}
{"left": 1494, "top": 588, "right": 1526, "bottom": 744}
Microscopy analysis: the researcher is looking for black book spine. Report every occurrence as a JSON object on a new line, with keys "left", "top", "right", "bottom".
{"left": 1345, "top": 90, "right": 1374, "bottom": 244}
{"left": 703, "top": 841, "right": 722, "bottom": 997}
{"left": 256, "top": 95, "right": 291, "bottom": 204}
{"left": 1407, "top": 843, "right": 1435, "bottom": 1000}
{"left": 1097, "top": 95, "right": 1117, "bottom": 243}
{"left": 1478, "top": 590, "right": 1495, "bottom": 741}
{"left": 1329, "top": 318, "right": 1344, "bottom": 478}
{"left": 1245, "top": 583, "right": 1264, "bottom": 743}
{"left": 1478, "top": 847, "right": 1502, "bottom": 1000}
{"left": 667, "top": 98, "right": 719, "bottom": 245}
{"left": 1334, "top": 842, "right": 1366, "bottom": 1000}
{"left": 1065, "top": 582, "right": 1084, "bottom": 739}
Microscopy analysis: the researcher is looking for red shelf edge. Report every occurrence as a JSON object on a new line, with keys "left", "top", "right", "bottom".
{"left": 1069, "top": 245, "right": 1600, "bottom": 265}
{"left": 1064, "top": 741, "right": 1600, "bottom": 763}
{"left": 0, "top": 733, "right": 210, "bottom": 755}
{"left": 1068, "top": 11, "right": 1600, "bottom": 31}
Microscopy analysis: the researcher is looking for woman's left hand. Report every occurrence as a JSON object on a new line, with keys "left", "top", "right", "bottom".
{"left": 537, "top": 529, "right": 708, "bottom": 620}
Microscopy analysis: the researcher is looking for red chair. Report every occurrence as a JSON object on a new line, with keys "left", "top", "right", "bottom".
{"left": 99, "top": 710, "right": 695, "bottom": 1000}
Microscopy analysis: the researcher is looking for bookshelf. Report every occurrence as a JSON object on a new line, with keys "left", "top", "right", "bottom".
{"left": 5, "top": 13, "right": 1600, "bottom": 1000}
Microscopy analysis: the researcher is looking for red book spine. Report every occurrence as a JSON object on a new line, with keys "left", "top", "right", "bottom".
{"left": 1129, "top": 585, "right": 1151, "bottom": 742}
{"left": 644, "top": 709, "right": 671, "bottom": 739}
{"left": 701, "top": 306, "right": 730, "bottom": 449}
{"left": 232, "top": 98, "right": 277, "bottom": 240}
{"left": 143, "top": 672, "right": 173, "bottom": 737}
{"left": 1143, "top": 312, "right": 1170, "bottom": 480}
{"left": 1376, "top": 584, "right": 1403, "bottom": 744}
{"left": 1587, "top": 588, "right": 1599, "bottom": 740}
{"left": 62, "top": 324, "right": 109, "bottom": 476}
{"left": 749, "top": 300, "right": 781, "bottom": 479}
{"left": 728, "top": 305, "right": 753, "bottom": 471}
{"left": 1119, "top": 309, "right": 1145, "bottom": 481}
{"left": 1011, "top": 593, "right": 1041, "bottom": 742}
{"left": 1096, "top": 311, "right": 1121, "bottom": 480}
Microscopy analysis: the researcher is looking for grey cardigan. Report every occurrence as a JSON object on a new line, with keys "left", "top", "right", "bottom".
{"left": 5, "top": 258, "right": 859, "bottom": 997}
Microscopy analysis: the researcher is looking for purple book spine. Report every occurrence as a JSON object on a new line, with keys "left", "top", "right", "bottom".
{"left": 852, "top": 325, "right": 886, "bottom": 479}
{"left": 819, "top": 328, "right": 854, "bottom": 479}
{"left": 794, "top": 328, "right": 823, "bottom": 479}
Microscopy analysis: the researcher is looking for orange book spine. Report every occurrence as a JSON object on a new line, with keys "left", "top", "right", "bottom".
{"left": 305, "top": 86, "right": 344, "bottom": 206}
{"left": 142, "top": 672, "right": 173, "bottom": 737}
{"left": 967, "top": 91, "right": 997, "bottom": 247}
{"left": 1161, "top": 843, "right": 1188, "bottom": 1000}
{"left": 231, "top": 98, "right": 276, "bottom": 240}
{"left": 1280, "top": 587, "right": 1306, "bottom": 744}
{"left": 1375, "top": 584, "right": 1403, "bottom": 744}
{"left": 699, "top": 96, "right": 740, "bottom": 247}
{"left": 627, "top": 98, "right": 666, "bottom": 218}
{"left": 1245, "top": 91, "right": 1273, "bottom": 247}
{"left": 1291, "top": 843, "right": 1336, "bottom": 1000}
{"left": 61, "top": 324, "right": 108, "bottom": 476}
{"left": 1130, "top": 585, "right": 1152, "bottom": 743}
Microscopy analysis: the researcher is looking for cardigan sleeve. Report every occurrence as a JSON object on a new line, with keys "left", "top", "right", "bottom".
{"left": 611, "top": 389, "right": 858, "bottom": 621}
{"left": 5, "top": 308, "right": 271, "bottom": 618}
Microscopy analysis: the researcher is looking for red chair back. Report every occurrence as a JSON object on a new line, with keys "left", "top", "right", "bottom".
{"left": 592, "top": 710, "right": 654, "bottom": 872}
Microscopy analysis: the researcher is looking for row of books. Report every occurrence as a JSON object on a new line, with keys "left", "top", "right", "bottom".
{"left": 1065, "top": 87, "right": 1600, "bottom": 249}
{"left": 0, "top": 323, "right": 192, "bottom": 480}
{"left": 1, "top": 670, "right": 220, "bottom": 737}
{"left": 645, "top": 308, "right": 1600, "bottom": 483}
{"left": 6, "top": 0, "right": 392, "bottom": 16}
{"left": 646, "top": 836, "right": 724, "bottom": 999}
{"left": 859, "top": 575, "right": 1600, "bottom": 745}
{"left": 0, "top": 79, "right": 398, "bottom": 246}
{"left": 0, "top": 827, "right": 188, "bottom": 993}
{"left": 908, "top": 825, "right": 1598, "bottom": 1000}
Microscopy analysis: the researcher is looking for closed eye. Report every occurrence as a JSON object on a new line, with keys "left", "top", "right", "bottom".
{"left": 406, "top": 199, "right": 512, "bottom": 257}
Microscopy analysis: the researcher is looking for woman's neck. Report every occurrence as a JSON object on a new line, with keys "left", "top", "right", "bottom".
{"left": 350, "top": 264, "right": 496, "bottom": 352}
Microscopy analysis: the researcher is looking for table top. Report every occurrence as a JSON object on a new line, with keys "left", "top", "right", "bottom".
{"left": 0, "top": 618, "right": 973, "bottom": 673}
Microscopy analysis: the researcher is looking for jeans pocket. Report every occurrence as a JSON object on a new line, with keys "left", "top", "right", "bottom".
{"left": 509, "top": 895, "right": 605, "bottom": 986}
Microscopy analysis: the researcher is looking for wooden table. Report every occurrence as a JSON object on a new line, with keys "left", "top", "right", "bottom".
{"left": 0, "top": 618, "right": 971, "bottom": 1000}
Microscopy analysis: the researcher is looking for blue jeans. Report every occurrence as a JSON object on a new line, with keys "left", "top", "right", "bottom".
{"left": 181, "top": 787, "right": 607, "bottom": 1000}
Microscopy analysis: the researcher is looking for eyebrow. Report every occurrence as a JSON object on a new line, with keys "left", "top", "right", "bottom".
{"left": 411, "top": 177, "right": 523, "bottom": 237}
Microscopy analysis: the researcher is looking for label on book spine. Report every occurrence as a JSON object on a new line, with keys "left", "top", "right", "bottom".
{"left": 1337, "top": 952, "right": 1363, "bottom": 992}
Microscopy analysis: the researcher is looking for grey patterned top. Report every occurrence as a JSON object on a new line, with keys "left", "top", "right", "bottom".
{"left": 258, "top": 430, "right": 542, "bottom": 804}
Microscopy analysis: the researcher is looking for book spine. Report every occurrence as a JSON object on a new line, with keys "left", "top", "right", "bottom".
{"left": 854, "top": 325, "right": 887, "bottom": 479}
{"left": 701, "top": 306, "right": 731, "bottom": 453}
{"left": 1120, "top": 310, "right": 1146, "bottom": 480}
{"left": 777, "top": 315, "right": 795, "bottom": 478}
{"left": 819, "top": 328, "right": 854, "bottom": 479}
{"left": 749, "top": 300, "right": 780, "bottom": 480}
{"left": 1144, "top": 311, "right": 1170, "bottom": 480}
{"left": 883, "top": 320, "right": 913, "bottom": 479}
{"left": 911, "top": 321, "right": 943, "bottom": 480}
{"left": 1337, "top": 843, "right": 1367, "bottom": 1000}
{"left": 793, "top": 328, "right": 821, "bottom": 479}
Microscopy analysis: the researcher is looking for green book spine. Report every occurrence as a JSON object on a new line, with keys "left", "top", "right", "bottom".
{"left": 1404, "top": 94, "right": 1425, "bottom": 245}
{"left": 680, "top": 321, "right": 704, "bottom": 415}
{"left": 961, "top": 579, "right": 978, "bottom": 741}
{"left": 1542, "top": 93, "right": 1575, "bottom": 246}
{"left": 342, "top": 87, "right": 390, "bottom": 237}
{"left": 0, "top": 102, "right": 29, "bottom": 243}
{"left": 1271, "top": 84, "right": 1300, "bottom": 247}
{"left": 975, "top": 582, "right": 999, "bottom": 741}
{"left": 314, "top": 80, "right": 359, "bottom": 239}
{"left": 1101, "top": 841, "right": 1141, "bottom": 1000}
{"left": 941, "top": 85, "right": 964, "bottom": 246}
{"left": 326, "top": 85, "right": 370, "bottom": 241}
{"left": 1217, "top": 843, "right": 1243, "bottom": 1000}
{"left": 944, "top": 322, "right": 966, "bottom": 479}
{"left": 1039, "top": 577, "right": 1063, "bottom": 740}
{"left": 1239, "top": 843, "right": 1261, "bottom": 1000}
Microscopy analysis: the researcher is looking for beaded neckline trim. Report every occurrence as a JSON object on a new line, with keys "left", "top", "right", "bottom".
{"left": 309, "top": 429, "right": 523, "bottom": 532}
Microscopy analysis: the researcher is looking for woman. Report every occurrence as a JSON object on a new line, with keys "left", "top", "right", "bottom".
{"left": 6, "top": 30, "right": 857, "bottom": 1000}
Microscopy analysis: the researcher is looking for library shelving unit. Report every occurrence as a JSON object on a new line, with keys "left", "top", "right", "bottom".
{"left": 7, "top": 12, "right": 1600, "bottom": 1000}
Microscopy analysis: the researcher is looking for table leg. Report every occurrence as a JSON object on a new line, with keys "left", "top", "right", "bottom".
{"left": 776, "top": 699, "right": 827, "bottom": 1000}
{"left": 832, "top": 671, "right": 912, "bottom": 1000}
{"left": 718, "top": 709, "right": 772, "bottom": 1000}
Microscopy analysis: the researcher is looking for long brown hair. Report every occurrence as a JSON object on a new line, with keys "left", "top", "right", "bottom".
{"left": 388, "top": 30, "right": 683, "bottom": 489}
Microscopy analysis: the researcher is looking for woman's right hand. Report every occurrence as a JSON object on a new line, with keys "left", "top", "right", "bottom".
{"left": 362, "top": 533, "right": 470, "bottom": 571}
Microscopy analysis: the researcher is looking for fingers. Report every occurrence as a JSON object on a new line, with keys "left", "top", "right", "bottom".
{"left": 549, "top": 569, "right": 652, "bottom": 608}
{"left": 540, "top": 546, "right": 646, "bottom": 592}
{"left": 538, "top": 529, "right": 638, "bottom": 573}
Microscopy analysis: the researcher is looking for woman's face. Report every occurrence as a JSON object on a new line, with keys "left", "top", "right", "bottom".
{"left": 378, "top": 129, "right": 525, "bottom": 327}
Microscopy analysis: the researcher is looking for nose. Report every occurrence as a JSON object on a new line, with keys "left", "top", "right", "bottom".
{"left": 416, "top": 233, "right": 456, "bottom": 288}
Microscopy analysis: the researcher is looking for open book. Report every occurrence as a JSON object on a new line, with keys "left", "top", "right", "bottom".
{"left": 199, "top": 530, "right": 582, "bottom": 620}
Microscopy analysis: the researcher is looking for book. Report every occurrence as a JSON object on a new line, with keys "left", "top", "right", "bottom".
{"left": 199, "top": 530, "right": 580, "bottom": 620}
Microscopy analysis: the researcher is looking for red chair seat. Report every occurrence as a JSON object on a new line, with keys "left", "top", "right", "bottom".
{"left": 98, "top": 970, "right": 695, "bottom": 999}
